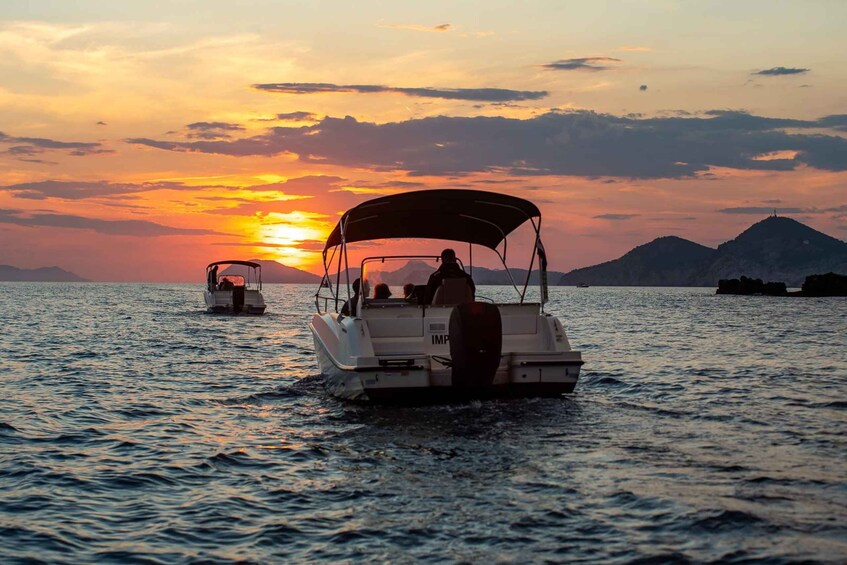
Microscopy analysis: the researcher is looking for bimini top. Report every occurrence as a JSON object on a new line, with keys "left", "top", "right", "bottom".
{"left": 206, "top": 260, "right": 261, "bottom": 269}
{"left": 324, "top": 189, "right": 541, "bottom": 251}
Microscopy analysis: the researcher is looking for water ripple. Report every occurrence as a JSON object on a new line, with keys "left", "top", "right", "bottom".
{"left": 0, "top": 284, "right": 845, "bottom": 562}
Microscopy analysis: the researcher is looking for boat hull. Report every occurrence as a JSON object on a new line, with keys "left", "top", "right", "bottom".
{"left": 311, "top": 320, "right": 581, "bottom": 404}
{"left": 204, "top": 290, "right": 266, "bottom": 315}
{"left": 206, "top": 304, "right": 266, "bottom": 315}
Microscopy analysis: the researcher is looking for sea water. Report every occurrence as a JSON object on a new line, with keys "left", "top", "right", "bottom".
{"left": 1, "top": 284, "right": 845, "bottom": 563}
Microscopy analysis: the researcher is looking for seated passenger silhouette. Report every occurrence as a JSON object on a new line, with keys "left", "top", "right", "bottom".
{"left": 373, "top": 283, "right": 392, "bottom": 299}
{"left": 403, "top": 283, "right": 415, "bottom": 300}
{"left": 208, "top": 265, "right": 218, "bottom": 291}
{"left": 340, "top": 278, "right": 362, "bottom": 316}
{"left": 424, "top": 248, "right": 475, "bottom": 304}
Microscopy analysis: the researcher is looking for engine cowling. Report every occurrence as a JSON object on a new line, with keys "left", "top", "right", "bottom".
{"left": 448, "top": 302, "right": 502, "bottom": 387}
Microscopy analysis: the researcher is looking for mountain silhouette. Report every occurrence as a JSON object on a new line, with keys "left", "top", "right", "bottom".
{"left": 367, "top": 260, "right": 434, "bottom": 285}
{"left": 558, "top": 217, "right": 847, "bottom": 287}
{"left": 559, "top": 236, "right": 715, "bottom": 286}
{"left": 0, "top": 265, "right": 89, "bottom": 282}
{"left": 219, "top": 259, "right": 321, "bottom": 284}
{"left": 699, "top": 216, "right": 847, "bottom": 286}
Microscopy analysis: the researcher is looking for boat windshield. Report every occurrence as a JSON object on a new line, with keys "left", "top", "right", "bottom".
{"left": 360, "top": 256, "right": 470, "bottom": 306}
{"left": 208, "top": 264, "right": 262, "bottom": 291}
{"left": 217, "top": 275, "right": 245, "bottom": 289}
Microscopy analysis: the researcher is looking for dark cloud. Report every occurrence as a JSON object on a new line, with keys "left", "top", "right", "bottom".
{"left": 276, "top": 111, "right": 318, "bottom": 121}
{"left": 379, "top": 22, "right": 451, "bottom": 33}
{"left": 347, "top": 180, "right": 426, "bottom": 190}
{"left": 187, "top": 121, "right": 244, "bottom": 131}
{"left": 5, "top": 145, "right": 42, "bottom": 156}
{"left": 185, "top": 121, "right": 245, "bottom": 140}
{"left": 96, "top": 121, "right": 107, "bottom": 126}
{"left": 127, "top": 110, "right": 847, "bottom": 179}
{"left": 594, "top": 214, "right": 639, "bottom": 220}
{"left": 639, "top": 85, "right": 648, "bottom": 91}
{"left": 753, "top": 67, "right": 809, "bottom": 76}
{"left": 718, "top": 207, "right": 807, "bottom": 215}
{"left": 0, "top": 132, "right": 107, "bottom": 156}
{"left": 212, "top": 240, "right": 325, "bottom": 250}
{"left": 0, "top": 180, "right": 200, "bottom": 200}
{"left": 818, "top": 114, "right": 847, "bottom": 131}
{"left": 542, "top": 57, "right": 621, "bottom": 71}
{"left": 252, "top": 82, "right": 548, "bottom": 102}
{"left": 204, "top": 175, "right": 346, "bottom": 215}
{"left": 258, "top": 175, "right": 345, "bottom": 192}
{"left": 0, "top": 209, "right": 221, "bottom": 236}
{"left": 718, "top": 204, "right": 847, "bottom": 215}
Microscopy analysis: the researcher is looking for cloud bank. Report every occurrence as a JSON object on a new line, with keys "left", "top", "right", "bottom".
{"left": 718, "top": 205, "right": 847, "bottom": 215}
{"left": 0, "top": 131, "right": 109, "bottom": 157}
{"left": 0, "top": 209, "right": 221, "bottom": 236}
{"left": 185, "top": 121, "right": 245, "bottom": 140}
{"left": 542, "top": 57, "right": 621, "bottom": 71}
{"left": 0, "top": 180, "right": 198, "bottom": 200}
{"left": 276, "top": 111, "right": 318, "bottom": 121}
{"left": 127, "top": 111, "right": 847, "bottom": 179}
{"left": 594, "top": 214, "right": 640, "bottom": 220}
{"left": 753, "top": 67, "right": 809, "bottom": 76}
{"left": 252, "top": 83, "right": 548, "bottom": 102}
{"left": 378, "top": 23, "right": 451, "bottom": 32}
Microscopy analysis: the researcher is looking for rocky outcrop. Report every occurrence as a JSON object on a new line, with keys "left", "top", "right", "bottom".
{"left": 801, "top": 272, "right": 847, "bottom": 296}
{"left": 716, "top": 272, "right": 847, "bottom": 297}
{"left": 716, "top": 276, "right": 787, "bottom": 296}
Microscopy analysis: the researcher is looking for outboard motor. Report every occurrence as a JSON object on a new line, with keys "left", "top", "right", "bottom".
{"left": 449, "top": 302, "right": 502, "bottom": 387}
{"left": 232, "top": 286, "right": 245, "bottom": 313}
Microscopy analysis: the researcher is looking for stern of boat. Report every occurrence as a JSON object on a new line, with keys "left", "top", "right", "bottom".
{"left": 310, "top": 303, "right": 582, "bottom": 403}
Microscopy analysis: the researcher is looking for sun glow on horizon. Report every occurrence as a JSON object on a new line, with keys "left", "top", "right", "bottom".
{"left": 257, "top": 210, "right": 331, "bottom": 269}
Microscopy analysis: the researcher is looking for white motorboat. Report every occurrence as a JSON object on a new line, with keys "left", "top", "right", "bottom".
{"left": 204, "top": 260, "right": 266, "bottom": 314}
{"left": 309, "top": 190, "right": 583, "bottom": 402}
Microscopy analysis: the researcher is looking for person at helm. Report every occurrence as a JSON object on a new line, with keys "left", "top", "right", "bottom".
{"left": 424, "top": 248, "right": 475, "bottom": 304}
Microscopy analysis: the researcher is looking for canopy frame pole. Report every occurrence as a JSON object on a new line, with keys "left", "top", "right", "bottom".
{"left": 331, "top": 244, "right": 342, "bottom": 312}
{"left": 519, "top": 216, "right": 542, "bottom": 303}
{"left": 316, "top": 244, "right": 341, "bottom": 313}
{"left": 329, "top": 244, "right": 340, "bottom": 311}
{"left": 316, "top": 248, "right": 328, "bottom": 313}
{"left": 457, "top": 213, "right": 520, "bottom": 297}
{"left": 538, "top": 216, "right": 548, "bottom": 311}
{"left": 340, "top": 215, "right": 352, "bottom": 314}
{"left": 494, "top": 243, "right": 521, "bottom": 299}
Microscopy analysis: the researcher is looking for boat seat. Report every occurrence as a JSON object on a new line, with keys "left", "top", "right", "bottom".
{"left": 361, "top": 303, "right": 423, "bottom": 338}
{"left": 499, "top": 303, "right": 540, "bottom": 335}
{"left": 364, "top": 299, "right": 407, "bottom": 307}
{"left": 432, "top": 278, "right": 473, "bottom": 305}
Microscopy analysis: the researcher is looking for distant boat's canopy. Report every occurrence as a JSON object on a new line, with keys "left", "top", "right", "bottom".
{"left": 323, "top": 189, "right": 541, "bottom": 252}
{"left": 206, "top": 260, "right": 261, "bottom": 269}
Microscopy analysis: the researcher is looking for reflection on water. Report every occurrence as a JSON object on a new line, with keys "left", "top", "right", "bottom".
{"left": 0, "top": 283, "right": 845, "bottom": 562}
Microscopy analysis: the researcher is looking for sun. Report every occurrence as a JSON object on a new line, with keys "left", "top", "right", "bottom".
{"left": 257, "top": 211, "right": 330, "bottom": 269}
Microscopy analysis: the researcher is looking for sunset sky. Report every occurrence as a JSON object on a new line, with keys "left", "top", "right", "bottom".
{"left": 1, "top": 1, "right": 845, "bottom": 281}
